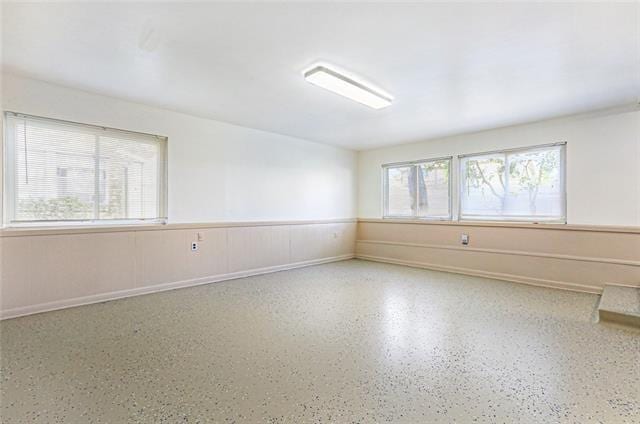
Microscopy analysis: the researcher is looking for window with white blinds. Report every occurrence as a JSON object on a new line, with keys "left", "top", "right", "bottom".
{"left": 459, "top": 143, "right": 566, "bottom": 222}
{"left": 4, "top": 112, "right": 167, "bottom": 226}
{"left": 383, "top": 157, "right": 452, "bottom": 219}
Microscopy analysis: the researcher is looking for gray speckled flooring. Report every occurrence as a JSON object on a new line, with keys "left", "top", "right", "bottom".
{"left": 1, "top": 259, "right": 639, "bottom": 423}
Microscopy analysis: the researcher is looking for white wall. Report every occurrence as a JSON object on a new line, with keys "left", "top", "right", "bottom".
{"left": 358, "top": 107, "right": 640, "bottom": 226}
{"left": 3, "top": 74, "right": 639, "bottom": 227}
{"left": 1, "top": 73, "right": 358, "bottom": 223}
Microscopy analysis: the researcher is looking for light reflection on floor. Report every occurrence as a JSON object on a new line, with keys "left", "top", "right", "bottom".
{"left": 1, "top": 259, "right": 638, "bottom": 423}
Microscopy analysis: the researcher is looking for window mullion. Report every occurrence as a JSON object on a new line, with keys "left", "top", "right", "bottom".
{"left": 503, "top": 153, "right": 510, "bottom": 217}
{"left": 413, "top": 164, "right": 419, "bottom": 218}
{"left": 5, "top": 119, "right": 18, "bottom": 224}
{"left": 94, "top": 134, "right": 100, "bottom": 221}
{"left": 383, "top": 168, "right": 389, "bottom": 217}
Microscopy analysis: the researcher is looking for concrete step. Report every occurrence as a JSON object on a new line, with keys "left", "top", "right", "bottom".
{"left": 598, "top": 285, "right": 640, "bottom": 328}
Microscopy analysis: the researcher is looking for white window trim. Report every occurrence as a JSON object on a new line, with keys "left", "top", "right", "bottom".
{"left": 382, "top": 156, "right": 453, "bottom": 220}
{"left": 457, "top": 142, "right": 567, "bottom": 223}
{"left": 2, "top": 111, "right": 168, "bottom": 228}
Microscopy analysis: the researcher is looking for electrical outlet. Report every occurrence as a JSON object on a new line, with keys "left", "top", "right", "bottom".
{"left": 191, "top": 242, "right": 199, "bottom": 251}
{"left": 461, "top": 234, "right": 469, "bottom": 245}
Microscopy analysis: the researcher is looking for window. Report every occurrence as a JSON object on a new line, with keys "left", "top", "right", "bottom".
{"left": 459, "top": 143, "right": 565, "bottom": 222}
{"left": 383, "top": 157, "right": 451, "bottom": 219}
{"left": 4, "top": 112, "right": 167, "bottom": 226}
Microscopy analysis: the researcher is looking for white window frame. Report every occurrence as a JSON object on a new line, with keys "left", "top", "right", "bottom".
{"left": 382, "top": 156, "right": 453, "bottom": 220}
{"left": 457, "top": 142, "right": 567, "bottom": 223}
{"left": 2, "top": 111, "right": 168, "bottom": 227}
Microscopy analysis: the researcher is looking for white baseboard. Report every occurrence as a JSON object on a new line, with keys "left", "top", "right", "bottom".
{"left": 355, "top": 254, "right": 603, "bottom": 294}
{"left": 1, "top": 254, "right": 354, "bottom": 320}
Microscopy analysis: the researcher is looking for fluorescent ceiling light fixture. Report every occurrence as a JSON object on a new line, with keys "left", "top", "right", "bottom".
{"left": 304, "top": 65, "right": 392, "bottom": 109}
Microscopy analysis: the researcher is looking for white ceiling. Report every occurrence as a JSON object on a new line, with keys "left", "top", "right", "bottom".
{"left": 2, "top": 2, "right": 639, "bottom": 150}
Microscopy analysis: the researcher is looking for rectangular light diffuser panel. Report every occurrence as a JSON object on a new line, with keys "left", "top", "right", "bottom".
{"left": 304, "top": 66, "right": 392, "bottom": 109}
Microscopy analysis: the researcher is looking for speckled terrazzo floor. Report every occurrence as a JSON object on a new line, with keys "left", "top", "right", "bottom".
{"left": 1, "top": 260, "right": 639, "bottom": 423}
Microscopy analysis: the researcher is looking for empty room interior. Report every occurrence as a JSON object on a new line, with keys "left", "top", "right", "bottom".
{"left": 1, "top": 1, "right": 639, "bottom": 423}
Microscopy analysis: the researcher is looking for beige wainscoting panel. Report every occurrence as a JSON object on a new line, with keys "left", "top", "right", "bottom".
{"left": 290, "top": 223, "right": 357, "bottom": 263}
{"left": 356, "top": 221, "right": 640, "bottom": 293}
{"left": 2, "top": 236, "right": 34, "bottom": 310}
{"left": 183, "top": 228, "right": 229, "bottom": 281}
{"left": 135, "top": 229, "right": 189, "bottom": 287}
{"left": 5, "top": 218, "right": 634, "bottom": 318}
{"left": 357, "top": 222, "right": 640, "bottom": 262}
{"left": 0, "top": 220, "right": 356, "bottom": 319}
{"left": 80, "top": 232, "right": 138, "bottom": 297}
{"left": 7, "top": 232, "right": 137, "bottom": 308}
{"left": 227, "top": 225, "right": 291, "bottom": 272}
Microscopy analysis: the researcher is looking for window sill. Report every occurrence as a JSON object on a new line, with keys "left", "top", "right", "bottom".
{"left": 0, "top": 218, "right": 358, "bottom": 237}
{"left": 369, "top": 217, "right": 640, "bottom": 234}
{"left": 382, "top": 216, "right": 452, "bottom": 221}
{"left": 0, "top": 221, "right": 168, "bottom": 237}
{"left": 382, "top": 216, "right": 566, "bottom": 225}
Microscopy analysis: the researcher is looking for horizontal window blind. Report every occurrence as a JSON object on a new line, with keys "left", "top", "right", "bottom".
{"left": 459, "top": 143, "right": 565, "bottom": 222}
{"left": 383, "top": 157, "right": 452, "bottom": 219}
{"left": 4, "top": 112, "right": 167, "bottom": 225}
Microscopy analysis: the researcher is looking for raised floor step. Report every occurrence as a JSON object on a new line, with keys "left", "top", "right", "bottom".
{"left": 598, "top": 285, "right": 640, "bottom": 328}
